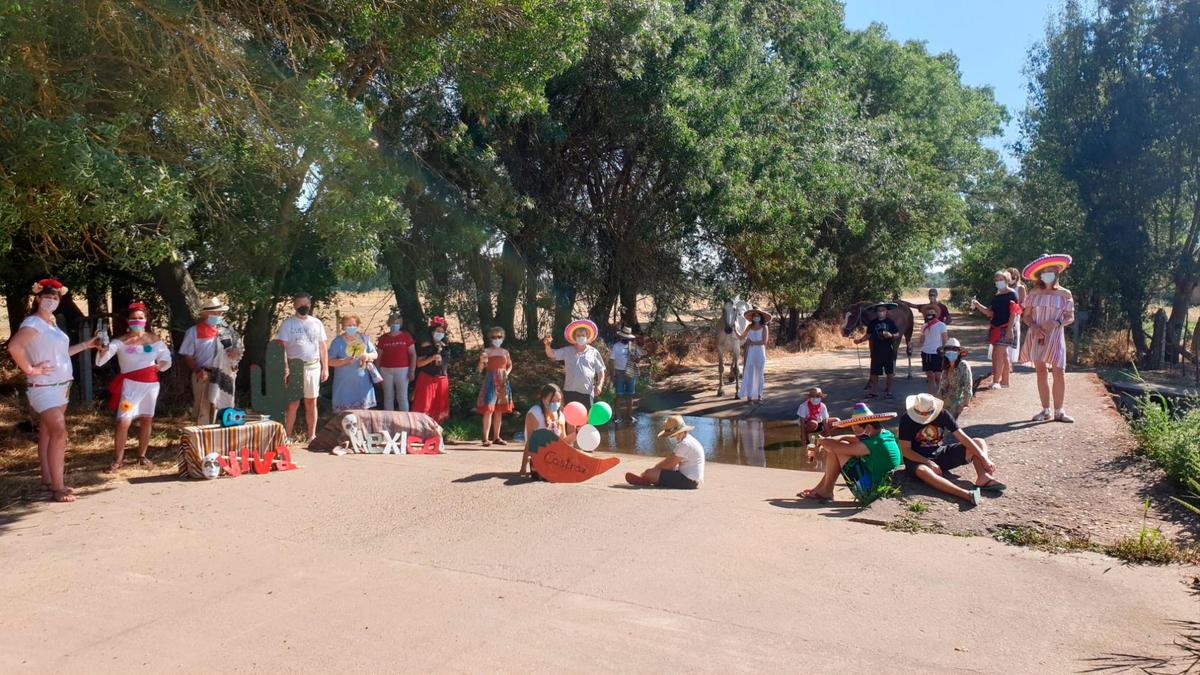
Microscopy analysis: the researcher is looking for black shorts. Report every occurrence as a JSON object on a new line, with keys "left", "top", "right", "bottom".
{"left": 870, "top": 350, "right": 895, "bottom": 376}
{"left": 657, "top": 469, "right": 699, "bottom": 489}
{"left": 921, "top": 352, "right": 944, "bottom": 373}
{"left": 562, "top": 391, "right": 593, "bottom": 410}
{"left": 905, "top": 442, "right": 969, "bottom": 474}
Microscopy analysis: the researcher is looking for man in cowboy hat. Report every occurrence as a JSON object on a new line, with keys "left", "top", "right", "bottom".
{"left": 796, "top": 386, "right": 831, "bottom": 446}
{"left": 543, "top": 319, "right": 606, "bottom": 410}
{"left": 896, "top": 393, "right": 1005, "bottom": 507}
{"left": 624, "top": 415, "right": 704, "bottom": 489}
{"left": 609, "top": 326, "right": 643, "bottom": 424}
{"left": 799, "top": 403, "right": 901, "bottom": 501}
{"left": 179, "top": 296, "right": 242, "bottom": 424}
{"left": 853, "top": 302, "right": 899, "bottom": 399}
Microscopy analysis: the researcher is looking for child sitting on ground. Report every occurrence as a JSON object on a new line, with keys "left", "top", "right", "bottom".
{"left": 797, "top": 386, "right": 832, "bottom": 449}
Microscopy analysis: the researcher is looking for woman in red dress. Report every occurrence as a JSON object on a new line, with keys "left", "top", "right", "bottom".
{"left": 411, "top": 317, "right": 451, "bottom": 422}
{"left": 477, "top": 326, "right": 514, "bottom": 446}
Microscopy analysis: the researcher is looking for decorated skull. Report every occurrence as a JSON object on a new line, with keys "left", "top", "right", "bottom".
{"left": 201, "top": 452, "right": 221, "bottom": 480}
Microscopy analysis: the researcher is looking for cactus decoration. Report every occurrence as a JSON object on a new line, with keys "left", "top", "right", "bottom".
{"left": 249, "top": 340, "right": 304, "bottom": 422}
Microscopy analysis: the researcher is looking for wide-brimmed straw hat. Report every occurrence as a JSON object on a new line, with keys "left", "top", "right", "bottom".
{"left": 939, "top": 337, "right": 969, "bottom": 356}
{"left": 616, "top": 326, "right": 636, "bottom": 340}
{"left": 1022, "top": 253, "right": 1072, "bottom": 281}
{"left": 743, "top": 307, "right": 773, "bottom": 323}
{"left": 31, "top": 278, "right": 68, "bottom": 296}
{"left": 657, "top": 414, "right": 695, "bottom": 438}
{"left": 199, "top": 296, "right": 229, "bottom": 312}
{"left": 564, "top": 318, "right": 598, "bottom": 344}
{"left": 906, "top": 393, "right": 945, "bottom": 425}
{"left": 832, "top": 402, "right": 897, "bottom": 429}
{"left": 919, "top": 303, "right": 941, "bottom": 316}
{"left": 806, "top": 386, "right": 826, "bottom": 398}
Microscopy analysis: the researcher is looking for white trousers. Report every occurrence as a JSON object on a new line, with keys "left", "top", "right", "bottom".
{"left": 380, "top": 366, "right": 410, "bottom": 411}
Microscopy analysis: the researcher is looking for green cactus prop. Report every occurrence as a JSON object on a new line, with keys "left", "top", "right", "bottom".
{"left": 249, "top": 340, "right": 304, "bottom": 422}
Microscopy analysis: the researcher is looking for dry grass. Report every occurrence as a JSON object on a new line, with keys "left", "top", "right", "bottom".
{"left": 1078, "top": 329, "right": 1136, "bottom": 368}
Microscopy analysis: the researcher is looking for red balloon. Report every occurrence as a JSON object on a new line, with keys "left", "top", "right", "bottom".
{"left": 564, "top": 401, "right": 588, "bottom": 427}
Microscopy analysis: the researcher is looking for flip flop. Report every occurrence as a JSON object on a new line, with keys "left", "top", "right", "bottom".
{"left": 967, "top": 488, "right": 981, "bottom": 507}
{"left": 978, "top": 480, "right": 1007, "bottom": 493}
{"left": 797, "top": 489, "right": 831, "bottom": 502}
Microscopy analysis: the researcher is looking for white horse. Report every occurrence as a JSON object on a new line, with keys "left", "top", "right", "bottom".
{"left": 716, "top": 296, "right": 751, "bottom": 398}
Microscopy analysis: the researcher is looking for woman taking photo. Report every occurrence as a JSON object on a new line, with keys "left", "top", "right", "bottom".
{"left": 1019, "top": 254, "right": 1075, "bottom": 423}
{"left": 737, "top": 308, "right": 770, "bottom": 406}
{"left": 937, "top": 338, "right": 974, "bottom": 418}
{"left": 6, "top": 279, "right": 99, "bottom": 502}
{"left": 96, "top": 302, "right": 172, "bottom": 472}
{"left": 328, "top": 314, "right": 379, "bottom": 412}
{"left": 412, "top": 317, "right": 451, "bottom": 422}
{"left": 970, "top": 270, "right": 1020, "bottom": 390}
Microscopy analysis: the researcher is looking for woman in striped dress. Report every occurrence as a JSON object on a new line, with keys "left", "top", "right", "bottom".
{"left": 1018, "top": 255, "right": 1075, "bottom": 423}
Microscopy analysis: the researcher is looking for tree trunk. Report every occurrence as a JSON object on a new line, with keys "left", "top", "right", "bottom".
{"left": 151, "top": 254, "right": 200, "bottom": 349}
{"left": 550, "top": 270, "right": 576, "bottom": 345}
{"left": 383, "top": 244, "right": 425, "bottom": 330}
{"left": 618, "top": 278, "right": 639, "bottom": 333}
{"left": 110, "top": 279, "right": 133, "bottom": 336}
{"left": 785, "top": 306, "right": 800, "bottom": 343}
{"left": 1147, "top": 308, "right": 1167, "bottom": 370}
{"left": 1129, "top": 303, "right": 1150, "bottom": 360}
{"left": 240, "top": 300, "right": 277, "bottom": 393}
{"left": 494, "top": 239, "right": 523, "bottom": 339}
{"left": 522, "top": 264, "right": 540, "bottom": 343}
{"left": 3, "top": 282, "right": 27, "bottom": 338}
{"left": 1165, "top": 275, "right": 1197, "bottom": 365}
{"left": 466, "top": 250, "right": 495, "bottom": 342}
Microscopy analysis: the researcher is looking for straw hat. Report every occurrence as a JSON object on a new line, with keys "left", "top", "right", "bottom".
{"left": 832, "top": 402, "right": 897, "bottom": 428}
{"left": 743, "top": 307, "right": 773, "bottom": 323}
{"left": 905, "top": 393, "right": 945, "bottom": 425}
{"left": 657, "top": 414, "right": 695, "bottom": 438}
{"left": 938, "top": 337, "right": 968, "bottom": 356}
{"left": 919, "top": 303, "right": 941, "bottom": 316}
{"left": 564, "top": 318, "right": 598, "bottom": 344}
{"left": 1022, "top": 253, "right": 1072, "bottom": 281}
{"left": 806, "top": 386, "right": 826, "bottom": 398}
{"left": 199, "top": 296, "right": 229, "bottom": 312}
{"left": 615, "top": 326, "right": 636, "bottom": 340}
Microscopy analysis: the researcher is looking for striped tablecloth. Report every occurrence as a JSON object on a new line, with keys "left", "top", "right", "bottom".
{"left": 177, "top": 420, "right": 288, "bottom": 479}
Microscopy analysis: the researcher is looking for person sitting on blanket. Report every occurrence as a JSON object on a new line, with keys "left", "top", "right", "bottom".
{"left": 896, "top": 393, "right": 1006, "bottom": 508}
{"left": 798, "top": 403, "right": 900, "bottom": 501}
{"left": 625, "top": 415, "right": 705, "bottom": 489}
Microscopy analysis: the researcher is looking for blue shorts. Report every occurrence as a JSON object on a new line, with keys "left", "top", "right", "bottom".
{"left": 614, "top": 372, "right": 637, "bottom": 396}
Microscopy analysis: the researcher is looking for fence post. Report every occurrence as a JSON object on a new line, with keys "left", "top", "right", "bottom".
{"left": 1071, "top": 310, "right": 1089, "bottom": 367}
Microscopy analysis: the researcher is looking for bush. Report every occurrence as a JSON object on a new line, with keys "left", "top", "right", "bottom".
{"left": 1130, "top": 395, "right": 1200, "bottom": 488}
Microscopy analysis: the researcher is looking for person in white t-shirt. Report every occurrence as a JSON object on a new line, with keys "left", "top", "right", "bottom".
{"left": 918, "top": 303, "right": 950, "bottom": 395}
{"left": 6, "top": 278, "right": 100, "bottom": 502}
{"left": 625, "top": 415, "right": 705, "bottom": 489}
{"left": 609, "top": 326, "right": 644, "bottom": 424}
{"left": 274, "top": 293, "right": 329, "bottom": 442}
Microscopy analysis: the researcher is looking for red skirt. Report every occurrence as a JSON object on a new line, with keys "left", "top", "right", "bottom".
{"left": 988, "top": 325, "right": 1014, "bottom": 346}
{"left": 412, "top": 372, "right": 450, "bottom": 422}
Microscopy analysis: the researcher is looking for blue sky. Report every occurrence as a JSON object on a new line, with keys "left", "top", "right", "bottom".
{"left": 842, "top": 0, "right": 1062, "bottom": 168}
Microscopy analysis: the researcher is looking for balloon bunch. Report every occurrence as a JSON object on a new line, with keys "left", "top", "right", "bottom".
{"left": 562, "top": 401, "right": 613, "bottom": 452}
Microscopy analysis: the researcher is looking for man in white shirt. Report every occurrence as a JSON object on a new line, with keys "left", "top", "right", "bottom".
{"left": 274, "top": 293, "right": 328, "bottom": 442}
{"left": 178, "top": 296, "right": 242, "bottom": 424}
{"left": 542, "top": 321, "right": 606, "bottom": 409}
{"left": 625, "top": 415, "right": 704, "bottom": 489}
{"left": 609, "top": 326, "right": 643, "bottom": 424}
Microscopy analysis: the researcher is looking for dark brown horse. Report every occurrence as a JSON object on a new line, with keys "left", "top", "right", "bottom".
{"left": 840, "top": 300, "right": 916, "bottom": 377}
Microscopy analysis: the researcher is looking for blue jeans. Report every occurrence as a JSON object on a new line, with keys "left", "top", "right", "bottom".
{"left": 614, "top": 372, "right": 637, "bottom": 396}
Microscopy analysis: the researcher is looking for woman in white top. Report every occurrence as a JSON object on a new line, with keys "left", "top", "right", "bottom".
{"left": 95, "top": 302, "right": 173, "bottom": 472}
{"left": 520, "top": 383, "right": 576, "bottom": 477}
{"left": 737, "top": 308, "right": 771, "bottom": 405}
{"left": 918, "top": 303, "right": 949, "bottom": 394}
{"left": 5, "top": 279, "right": 99, "bottom": 502}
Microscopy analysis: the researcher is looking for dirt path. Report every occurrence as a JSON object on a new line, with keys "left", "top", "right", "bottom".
{"left": 653, "top": 314, "right": 1198, "bottom": 545}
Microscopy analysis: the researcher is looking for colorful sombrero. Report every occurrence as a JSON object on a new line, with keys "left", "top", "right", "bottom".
{"left": 564, "top": 318, "right": 598, "bottom": 344}
{"left": 1022, "top": 253, "right": 1072, "bottom": 281}
{"left": 832, "top": 402, "right": 898, "bottom": 428}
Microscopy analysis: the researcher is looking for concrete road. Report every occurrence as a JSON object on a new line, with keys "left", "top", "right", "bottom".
{"left": 0, "top": 449, "right": 1196, "bottom": 673}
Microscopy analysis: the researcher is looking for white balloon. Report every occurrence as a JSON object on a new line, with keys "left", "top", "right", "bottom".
{"left": 576, "top": 424, "right": 601, "bottom": 452}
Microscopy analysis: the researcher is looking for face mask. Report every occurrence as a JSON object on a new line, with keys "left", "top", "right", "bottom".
{"left": 128, "top": 320, "right": 146, "bottom": 332}
{"left": 433, "top": 332, "right": 445, "bottom": 342}
{"left": 619, "top": 339, "right": 630, "bottom": 344}
{"left": 1040, "top": 272, "right": 1057, "bottom": 284}
{"left": 344, "top": 326, "right": 358, "bottom": 335}
{"left": 575, "top": 336, "right": 588, "bottom": 346}
{"left": 995, "top": 280, "right": 1008, "bottom": 290}
{"left": 205, "top": 315, "right": 222, "bottom": 326}
{"left": 38, "top": 297, "right": 59, "bottom": 313}
{"left": 296, "top": 305, "right": 311, "bottom": 316}
{"left": 491, "top": 338, "right": 503, "bottom": 348}
{"left": 548, "top": 402, "right": 560, "bottom": 412}
{"left": 391, "top": 324, "right": 402, "bottom": 333}
{"left": 945, "top": 351, "right": 959, "bottom": 362}
{"left": 752, "top": 316, "right": 762, "bottom": 324}
{"left": 924, "top": 314, "right": 935, "bottom": 321}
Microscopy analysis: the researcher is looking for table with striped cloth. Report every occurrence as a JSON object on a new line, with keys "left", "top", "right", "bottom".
{"left": 177, "top": 420, "right": 288, "bottom": 479}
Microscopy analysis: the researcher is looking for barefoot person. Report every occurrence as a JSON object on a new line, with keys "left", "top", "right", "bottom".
{"left": 96, "top": 302, "right": 172, "bottom": 471}
{"left": 897, "top": 393, "right": 1005, "bottom": 507}
{"left": 276, "top": 293, "right": 329, "bottom": 442}
{"left": 1019, "top": 254, "right": 1076, "bottom": 423}
{"left": 625, "top": 415, "right": 704, "bottom": 489}
{"left": 178, "top": 296, "right": 241, "bottom": 424}
{"left": 477, "top": 326, "right": 514, "bottom": 447}
{"left": 6, "top": 279, "right": 100, "bottom": 502}
{"left": 854, "top": 302, "right": 898, "bottom": 399}
{"left": 971, "top": 271, "right": 1020, "bottom": 390}
{"left": 798, "top": 403, "right": 901, "bottom": 501}
{"left": 543, "top": 319, "right": 606, "bottom": 410}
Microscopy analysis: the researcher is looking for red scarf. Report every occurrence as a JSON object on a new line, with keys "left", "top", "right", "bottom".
{"left": 196, "top": 321, "right": 219, "bottom": 339}
{"left": 922, "top": 317, "right": 941, "bottom": 333}
{"left": 107, "top": 366, "right": 158, "bottom": 410}
{"left": 805, "top": 399, "right": 823, "bottom": 421}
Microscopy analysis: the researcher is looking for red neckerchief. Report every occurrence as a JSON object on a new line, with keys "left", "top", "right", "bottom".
{"left": 196, "top": 322, "right": 218, "bottom": 339}
{"left": 107, "top": 366, "right": 158, "bottom": 410}
{"left": 805, "top": 399, "right": 823, "bottom": 421}
{"left": 922, "top": 317, "right": 941, "bottom": 333}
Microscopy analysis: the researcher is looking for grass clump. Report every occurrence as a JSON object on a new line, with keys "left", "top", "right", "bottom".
{"left": 907, "top": 500, "right": 928, "bottom": 513}
{"left": 992, "top": 526, "right": 1099, "bottom": 554}
{"left": 1103, "top": 498, "right": 1199, "bottom": 565}
{"left": 1129, "top": 393, "right": 1200, "bottom": 488}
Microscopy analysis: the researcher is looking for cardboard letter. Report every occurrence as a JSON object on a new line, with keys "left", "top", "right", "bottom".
{"left": 274, "top": 445, "right": 298, "bottom": 471}
{"left": 251, "top": 450, "right": 276, "bottom": 474}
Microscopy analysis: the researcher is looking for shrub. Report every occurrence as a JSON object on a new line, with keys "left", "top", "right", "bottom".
{"left": 1130, "top": 395, "right": 1200, "bottom": 488}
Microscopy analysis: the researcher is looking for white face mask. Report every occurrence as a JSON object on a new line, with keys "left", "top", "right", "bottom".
{"left": 575, "top": 336, "right": 588, "bottom": 346}
{"left": 995, "top": 280, "right": 1008, "bottom": 290}
{"left": 1040, "top": 272, "right": 1057, "bottom": 284}
{"left": 390, "top": 323, "right": 402, "bottom": 333}
{"left": 38, "top": 297, "right": 59, "bottom": 313}
{"left": 491, "top": 338, "right": 503, "bottom": 348}
{"left": 432, "top": 332, "right": 445, "bottom": 342}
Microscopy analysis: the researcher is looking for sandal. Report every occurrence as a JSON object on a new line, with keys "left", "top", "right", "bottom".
{"left": 481, "top": 441, "right": 492, "bottom": 448}
{"left": 967, "top": 488, "right": 981, "bottom": 507}
{"left": 102, "top": 462, "right": 122, "bottom": 474}
{"left": 978, "top": 479, "right": 1007, "bottom": 493}
{"left": 51, "top": 489, "right": 76, "bottom": 503}
{"left": 797, "top": 488, "right": 831, "bottom": 502}
{"left": 137, "top": 457, "right": 153, "bottom": 467}
{"left": 493, "top": 438, "right": 507, "bottom": 446}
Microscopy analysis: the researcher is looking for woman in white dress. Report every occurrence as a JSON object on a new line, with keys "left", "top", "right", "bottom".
{"left": 6, "top": 279, "right": 100, "bottom": 502}
{"left": 96, "top": 303, "right": 172, "bottom": 471}
{"left": 737, "top": 308, "right": 771, "bottom": 405}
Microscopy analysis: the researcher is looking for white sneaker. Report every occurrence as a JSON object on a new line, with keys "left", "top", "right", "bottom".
{"left": 1032, "top": 409, "right": 1052, "bottom": 422}
{"left": 990, "top": 383, "right": 1003, "bottom": 390}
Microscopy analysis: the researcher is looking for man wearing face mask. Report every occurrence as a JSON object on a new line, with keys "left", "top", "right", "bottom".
{"left": 543, "top": 319, "right": 606, "bottom": 411}
{"left": 609, "top": 326, "right": 643, "bottom": 423}
{"left": 179, "top": 296, "right": 242, "bottom": 424}
{"left": 275, "top": 292, "right": 329, "bottom": 442}
{"left": 927, "top": 288, "right": 952, "bottom": 325}
{"left": 854, "top": 302, "right": 899, "bottom": 399}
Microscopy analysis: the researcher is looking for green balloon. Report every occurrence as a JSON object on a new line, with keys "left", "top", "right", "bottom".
{"left": 587, "top": 401, "right": 613, "bottom": 426}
